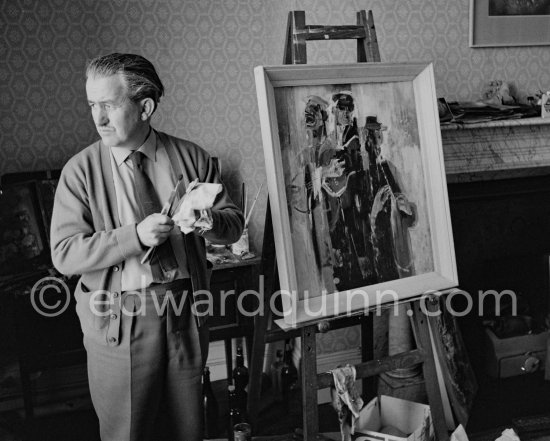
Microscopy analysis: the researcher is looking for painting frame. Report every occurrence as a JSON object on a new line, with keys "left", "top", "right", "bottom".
{"left": 470, "top": 0, "right": 550, "bottom": 47}
{"left": 254, "top": 62, "right": 458, "bottom": 327}
{"left": 0, "top": 180, "right": 46, "bottom": 277}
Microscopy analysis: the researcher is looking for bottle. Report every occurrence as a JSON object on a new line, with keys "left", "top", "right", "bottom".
{"left": 232, "top": 346, "right": 249, "bottom": 411}
{"left": 227, "top": 384, "right": 242, "bottom": 441}
{"left": 202, "top": 366, "right": 219, "bottom": 439}
{"left": 270, "top": 349, "right": 284, "bottom": 402}
{"left": 280, "top": 340, "right": 298, "bottom": 406}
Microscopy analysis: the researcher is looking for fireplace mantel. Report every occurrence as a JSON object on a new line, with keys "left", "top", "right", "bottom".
{"left": 440, "top": 117, "right": 550, "bottom": 183}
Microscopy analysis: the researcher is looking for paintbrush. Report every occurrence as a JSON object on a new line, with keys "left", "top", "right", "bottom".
{"left": 243, "top": 182, "right": 248, "bottom": 217}
{"left": 244, "top": 183, "right": 263, "bottom": 228}
{"left": 140, "top": 175, "right": 184, "bottom": 265}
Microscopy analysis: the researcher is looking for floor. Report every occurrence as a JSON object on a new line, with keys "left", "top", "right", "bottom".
{"left": 2, "top": 349, "right": 550, "bottom": 440}
{"left": 0, "top": 377, "right": 340, "bottom": 441}
{"left": 468, "top": 370, "right": 550, "bottom": 434}
{"left": 3, "top": 371, "right": 550, "bottom": 441}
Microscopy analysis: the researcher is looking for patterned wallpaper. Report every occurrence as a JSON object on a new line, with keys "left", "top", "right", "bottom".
{"left": 3, "top": 0, "right": 550, "bottom": 252}
{"left": 2, "top": 0, "right": 550, "bottom": 352}
{"left": 0, "top": 0, "right": 270, "bottom": 250}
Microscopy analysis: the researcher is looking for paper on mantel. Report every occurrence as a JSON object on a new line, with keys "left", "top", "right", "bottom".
{"left": 494, "top": 429, "right": 519, "bottom": 441}
{"left": 172, "top": 182, "right": 222, "bottom": 234}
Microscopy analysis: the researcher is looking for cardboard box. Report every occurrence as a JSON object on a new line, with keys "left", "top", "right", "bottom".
{"left": 354, "top": 395, "right": 434, "bottom": 441}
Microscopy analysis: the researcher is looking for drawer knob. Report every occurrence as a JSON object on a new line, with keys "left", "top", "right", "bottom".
{"left": 521, "top": 354, "right": 540, "bottom": 373}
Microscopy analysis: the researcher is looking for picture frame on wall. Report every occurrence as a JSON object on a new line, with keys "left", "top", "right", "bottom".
{"left": 254, "top": 62, "right": 458, "bottom": 327}
{"left": 470, "top": 0, "right": 550, "bottom": 47}
{"left": 0, "top": 170, "right": 61, "bottom": 279}
{"left": 0, "top": 180, "right": 46, "bottom": 277}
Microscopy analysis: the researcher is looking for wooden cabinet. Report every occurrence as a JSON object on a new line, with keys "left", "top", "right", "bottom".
{"left": 208, "top": 256, "right": 261, "bottom": 378}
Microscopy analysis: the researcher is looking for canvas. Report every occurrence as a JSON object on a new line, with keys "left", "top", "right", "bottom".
{"left": 255, "top": 62, "right": 458, "bottom": 326}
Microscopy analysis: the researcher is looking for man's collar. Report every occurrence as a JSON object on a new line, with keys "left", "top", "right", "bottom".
{"left": 111, "top": 129, "right": 157, "bottom": 166}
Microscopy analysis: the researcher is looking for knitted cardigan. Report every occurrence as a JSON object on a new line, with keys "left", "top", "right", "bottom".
{"left": 50, "top": 130, "right": 244, "bottom": 344}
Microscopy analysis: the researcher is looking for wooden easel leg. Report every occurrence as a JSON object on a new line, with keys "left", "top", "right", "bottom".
{"left": 301, "top": 325, "right": 319, "bottom": 441}
{"left": 248, "top": 204, "right": 278, "bottom": 429}
{"left": 410, "top": 300, "right": 449, "bottom": 441}
{"left": 283, "top": 11, "right": 307, "bottom": 65}
{"left": 360, "top": 314, "right": 376, "bottom": 398}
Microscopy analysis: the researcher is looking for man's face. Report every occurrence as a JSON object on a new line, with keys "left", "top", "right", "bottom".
{"left": 86, "top": 74, "right": 148, "bottom": 149}
{"left": 374, "top": 129, "right": 383, "bottom": 146}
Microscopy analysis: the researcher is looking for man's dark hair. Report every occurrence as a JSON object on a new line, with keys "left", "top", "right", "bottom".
{"left": 86, "top": 53, "right": 164, "bottom": 112}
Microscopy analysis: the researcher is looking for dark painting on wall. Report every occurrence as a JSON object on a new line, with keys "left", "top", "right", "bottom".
{"left": 489, "top": 0, "right": 550, "bottom": 15}
{"left": 0, "top": 182, "right": 45, "bottom": 277}
{"left": 0, "top": 170, "right": 61, "bottom": 279}
{"left": 471, "top": 0, "right": 550, "bottom": 46}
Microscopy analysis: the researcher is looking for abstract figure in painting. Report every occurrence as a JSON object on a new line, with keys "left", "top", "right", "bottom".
{"left": 322, "top": 92, "right": 375, "bottom": 290}
{"left": 300, "top": 95, "right": 337, "bottom": 293}
{"left": 363, "top": 116, "right": 416, "bottom": 282}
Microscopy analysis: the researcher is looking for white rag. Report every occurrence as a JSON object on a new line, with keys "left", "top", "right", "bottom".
{"left": 172, "top": 181, "right": 222, "bottom": 234}
{"left": 331, "top": 365, "right": 364, "bottom": 441}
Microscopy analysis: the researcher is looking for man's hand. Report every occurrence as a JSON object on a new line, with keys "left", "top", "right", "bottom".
{"left": 136, "top": 214, "right": 174, "bottom": 247}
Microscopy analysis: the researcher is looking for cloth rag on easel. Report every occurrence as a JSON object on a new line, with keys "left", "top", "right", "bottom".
{"left": 331, "top": 365, "right": 364, "bottom": 441}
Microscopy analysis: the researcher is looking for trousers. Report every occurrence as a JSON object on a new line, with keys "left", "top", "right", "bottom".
{"left": 83, "top": 279, "right": 209, "bottom": 441}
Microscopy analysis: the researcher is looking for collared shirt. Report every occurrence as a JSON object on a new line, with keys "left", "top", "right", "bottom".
{"left": 109, "top": 129, "right": 189, "bottom": 291}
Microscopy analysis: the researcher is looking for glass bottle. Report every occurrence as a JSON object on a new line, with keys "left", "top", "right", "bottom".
{"left": 281, "top": 340, "right": 298, "bottom": 406}
{"left": 270, "top": 349, "right": 284, "bottom": 402}
{"left": 227, "top": 384, "right": 242, "bottom": 441}
{"left": 202, "top": 366, "right": 219, "bottom": 439}
{"left": 232, "top": 345, "right": 249, "bottom": 411}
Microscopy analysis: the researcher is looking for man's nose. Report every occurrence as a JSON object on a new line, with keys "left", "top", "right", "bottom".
{"left": 93, "top": 108, "right": 108, "bottom": 126}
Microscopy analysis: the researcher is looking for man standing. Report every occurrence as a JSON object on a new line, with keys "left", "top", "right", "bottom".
{"left": 50, "top": 53, "right": 244, "bottom": 441}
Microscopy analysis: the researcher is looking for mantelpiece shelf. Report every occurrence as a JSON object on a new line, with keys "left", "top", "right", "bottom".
{"left": 441, "top": 116, "right": 550, "bottom": 131}
{"left": 440, "top": 117, "right": 550, "bottom": 183}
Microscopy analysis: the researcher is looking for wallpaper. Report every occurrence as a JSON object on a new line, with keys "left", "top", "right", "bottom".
{"left": 3, "top": 0, "right": 550, "bottom": 252}
{"left": 2, "top": 0, "right": 550, "bottom": 353}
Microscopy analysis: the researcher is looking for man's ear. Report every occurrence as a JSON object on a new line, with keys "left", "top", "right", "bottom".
{"left": 140, "top": 98, "right": 155, "bottom": 121}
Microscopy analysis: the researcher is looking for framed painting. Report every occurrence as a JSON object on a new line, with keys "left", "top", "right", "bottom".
{"left": 0, "top": 181, "right": 46, "bottom": 277}
{"left": 427, "top": 294, "right": 477, "bottom": 429}
{"left": 470, "top": 0, "right": 550, "bottom": 47}
{"left": 254, "top": 62, "right": 458, "bottom": 327}
{"left": 0, "top": 170, "right": 61, "bottom": 279}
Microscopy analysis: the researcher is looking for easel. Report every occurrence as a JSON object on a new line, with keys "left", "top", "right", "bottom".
{"left": 247, "top": 10, "right": 449, "bottom": 441}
